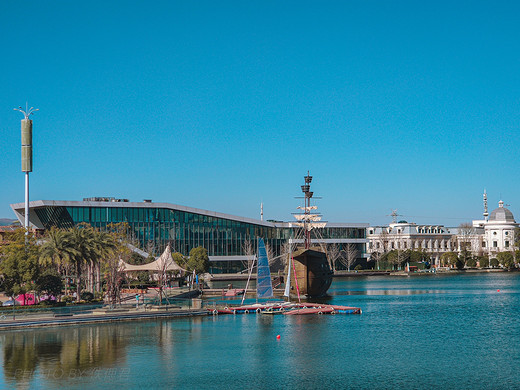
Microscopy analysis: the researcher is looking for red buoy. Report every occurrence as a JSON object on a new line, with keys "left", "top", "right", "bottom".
{"left": 497, "top": 289, "right": 500, "bottom": 292}
{"left": 276, "top": 335, "right": 281, "bottom": 340}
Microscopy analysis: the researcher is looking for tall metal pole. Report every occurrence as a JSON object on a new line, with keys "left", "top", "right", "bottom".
{"left": 25, "top": 172, "right": 29, "bottom": 230}
{"left": 14, "top": 104, "right": 38, "bottom": 233}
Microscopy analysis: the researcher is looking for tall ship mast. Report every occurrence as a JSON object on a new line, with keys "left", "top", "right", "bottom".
{"left": 285, "top": 172, "right": 333, "bottom": 298}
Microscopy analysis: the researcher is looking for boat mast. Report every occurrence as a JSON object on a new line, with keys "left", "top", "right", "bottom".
{"left": 301, "top": 172, "right": 313, "bottom": 249}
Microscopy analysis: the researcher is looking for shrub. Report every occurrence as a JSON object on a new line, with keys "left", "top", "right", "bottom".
{"left": 81, "top": 292, "right": 94, "bottom": 302}
{"left": 354, "top": 264, "right": 363, "bottom": 271}
{"left": 62, "top": 295, "right": 74, "bottom": 303}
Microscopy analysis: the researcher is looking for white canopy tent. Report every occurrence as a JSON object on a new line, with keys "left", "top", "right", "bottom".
{"left": 119, "top": 245, "right": 187, "bottom": 275}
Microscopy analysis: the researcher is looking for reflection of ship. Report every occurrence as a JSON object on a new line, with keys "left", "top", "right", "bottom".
{"left": 284, "top": 173, "right": 333, "bottom": 298}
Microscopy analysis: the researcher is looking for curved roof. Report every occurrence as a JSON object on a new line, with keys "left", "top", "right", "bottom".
{"left": 489, "top": 201, "right": 515, "bottom": 223}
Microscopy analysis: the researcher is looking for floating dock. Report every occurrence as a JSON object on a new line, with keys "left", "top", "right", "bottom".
{"left": 208, "top": 302, "right": 361, "bottom": 316}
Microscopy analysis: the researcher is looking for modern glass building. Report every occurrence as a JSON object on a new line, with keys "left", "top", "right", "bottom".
{"left": 11, "top": 199, "right": 368, "bottom": 273}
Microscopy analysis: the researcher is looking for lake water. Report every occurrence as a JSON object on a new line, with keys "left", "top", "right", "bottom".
{"left": 2, "top": 273, "right": 520, "bottom": 389}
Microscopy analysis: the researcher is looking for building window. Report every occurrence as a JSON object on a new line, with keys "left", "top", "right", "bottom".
{"left": 493, "top": 241, "right": 498, "bottom": 248}
{"left": 505, "top": 231, "right": 509, "bottom": 236}
{"left": 505, "top": 241, "right": 510, "bottom": 248}
{"left": 482, "top": 242, "right": 486, "bottom": 248}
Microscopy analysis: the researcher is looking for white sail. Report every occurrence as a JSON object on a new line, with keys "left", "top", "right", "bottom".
{"left": 284, "top": 239, "right": 293, "bottom": 297}
{"left": 297, "top": 206, "right": 317, "bottom": 211}
{"left": 294, "top": 222, "right": 327, "bottom": 231}
{"left": 293, "top": 214, "right": 322, "bottom": 222}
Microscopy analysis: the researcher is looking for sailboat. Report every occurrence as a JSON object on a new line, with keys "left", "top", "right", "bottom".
{"left": 221, "top": 238, "right": 275, "bottom": 313}
{"left": 284, "top": 172, "right": 333, "bottom": 298}
{"left": 256, "top": 237, "right": 274, "bottom": 299}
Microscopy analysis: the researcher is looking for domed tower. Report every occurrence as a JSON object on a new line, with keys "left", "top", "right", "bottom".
{"left": 484, "top": 200, "right": 518, "bottom": 255}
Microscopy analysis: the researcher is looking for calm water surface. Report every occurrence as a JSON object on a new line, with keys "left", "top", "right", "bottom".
{"left": 2, "top": 273, "right": 520, "bottom": 389}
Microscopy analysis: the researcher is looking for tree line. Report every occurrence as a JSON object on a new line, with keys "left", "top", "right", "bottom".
{"left": 0, "top": 223, "right": 209, "bottom": 305}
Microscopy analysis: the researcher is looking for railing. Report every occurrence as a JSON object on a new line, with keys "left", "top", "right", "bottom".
{"left": 0, "top": 303, "right": 104, "bottom": 320}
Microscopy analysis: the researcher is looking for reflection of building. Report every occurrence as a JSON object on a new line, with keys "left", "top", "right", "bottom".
{"left": 367, "top": 194, "right": 518, "bottom": 266}
{"left": 11, "top": 199, "right": 368, "bottom": 273}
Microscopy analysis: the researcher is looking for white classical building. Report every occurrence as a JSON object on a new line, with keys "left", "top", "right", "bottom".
{"left": 367, "top": 222, "right": 455, "bottom": 266}
{"left": 366, "top": 196, "right": 518, "bottom": 267}
{"left": 473, "top": 200, "right": 518, "bottom": 256}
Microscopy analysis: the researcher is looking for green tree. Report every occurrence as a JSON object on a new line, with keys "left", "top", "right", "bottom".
{"left": 0, "top": 229, "right": 40, "bottom": 301}
{"left": 466, "top": 257, "right": 477, "bottom": 268}
{"left": 490, "top": 258, "right": 499, "bottom": 268}
{"left": 441, "top": 252, "right": 459, "bottom": 268}
{"left": 128, "top": 252, "right": 146, "bottom": 265}
{"left": 410, "top": 250, "right": 429, "bottom": 263}
{"left": 172, "top": 252, "right": 187, "bottom": 268}
{"left": 39, "top": 227, "right": 76, "bottom": 295}
{"left": 515, "top": 228, "right": 520, "bottom": 250}
{"left": 187, "top": 247, "right": 210, "bottom": 274}
{"left": 89, "top": 229, "right": 117, "bottom": 293}
{"left": 67, "top": 225, "right": 106, "bottom": 302}
{"left": 497, "top": 252, "right": 515, "bottom": 269}
{"left": 35, "top": 271, "right": 64, "bottom": 299}
{"left": 477, "top": 255, "right": 489, "bottom": 268}
{"left": 39, "top": 227, "right": 76, "bottom": 273}
{"left": 383, "top": 250, "right": 397, "bottom": 270}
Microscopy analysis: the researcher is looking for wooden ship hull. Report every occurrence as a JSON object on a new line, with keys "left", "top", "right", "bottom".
{"left": 286, "top": 247, "right": 333, "bottom": 298}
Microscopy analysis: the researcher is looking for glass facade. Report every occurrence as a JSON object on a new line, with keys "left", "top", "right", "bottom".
{"left": 34, "top": 205, "right": 288, "bottom": 256}
{"left": 31, "top": 203, "right": 366, "bottom": 273}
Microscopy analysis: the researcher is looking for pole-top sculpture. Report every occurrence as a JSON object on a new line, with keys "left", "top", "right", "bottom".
{"left": 14, "top": 103, "right": 39, "bottom": 120}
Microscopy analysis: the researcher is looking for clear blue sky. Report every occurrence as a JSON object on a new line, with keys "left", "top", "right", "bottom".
{"left": 1, "top": 1, "right": 519, "bottom": 226}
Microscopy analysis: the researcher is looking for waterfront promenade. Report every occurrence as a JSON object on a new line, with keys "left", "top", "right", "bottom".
{"left": 0, "top": 306, "right": 208, "bottom": 330}
{"left": 0, "top": 287, "right": 207, "bottom": 330}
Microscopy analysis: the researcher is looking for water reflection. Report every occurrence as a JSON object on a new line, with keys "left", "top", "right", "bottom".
{"left": 1, "top": 274, "right": 519, "bottom": 389}
{"left": 1, "top": 325, "right": 131, "bottom": 386}
{"left": 330, "top": 289, "right": 445, "bottom": 296}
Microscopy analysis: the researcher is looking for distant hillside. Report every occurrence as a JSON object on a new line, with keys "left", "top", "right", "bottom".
{"left": 0, "top": 218, "right": 17, "bottom": 226}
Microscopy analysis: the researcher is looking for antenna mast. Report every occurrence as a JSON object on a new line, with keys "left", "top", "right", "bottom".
{"left": 483, "top": 190, "right": 488, "bottom": 222}
{"left": 387, "top": 209, "right": 402, "bottom": 224}
{"left": 301, "top": 172, "right": 313, "bottom": 248}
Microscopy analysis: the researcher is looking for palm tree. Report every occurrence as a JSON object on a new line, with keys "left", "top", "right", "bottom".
{"left": 67, "top": 225, "right": 99, "bottom": 302}
{"left": 39, "top": 227, "right": 77, "bottom": 296}
{"left": 90, "top": 229, "right": 117, "bottom": 293}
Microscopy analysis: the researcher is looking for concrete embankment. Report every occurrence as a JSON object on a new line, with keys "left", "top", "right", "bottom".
{"left": 0, "top": 307, "right": 208, "bottom": 330}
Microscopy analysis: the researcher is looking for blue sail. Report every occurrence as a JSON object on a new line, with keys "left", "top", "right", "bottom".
{"left": 256, "top": 238, "right": 273, "bottom": 299}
